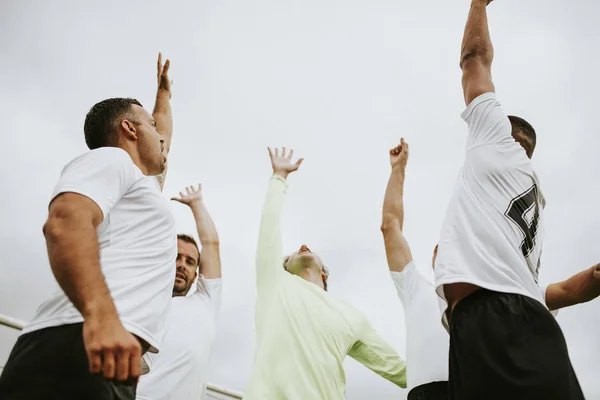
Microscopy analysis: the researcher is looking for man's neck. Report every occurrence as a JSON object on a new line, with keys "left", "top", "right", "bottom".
{"left": 296, "top": 267, "right": 324, "bottom": 290}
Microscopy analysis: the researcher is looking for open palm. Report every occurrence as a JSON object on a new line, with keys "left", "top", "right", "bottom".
{"left": 268, "top": 147, "right": 303, "bottom": 179}
{"left": 171, "top": 184, "right": 203, "bottom": 206}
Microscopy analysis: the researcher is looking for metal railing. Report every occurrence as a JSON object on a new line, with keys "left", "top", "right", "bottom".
{"left": 0, "top": 313, "right": 243, "bottom": 399}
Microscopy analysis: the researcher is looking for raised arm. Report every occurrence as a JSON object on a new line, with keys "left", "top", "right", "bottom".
{"left": 256, "top": 147, "right": 303, "bottom": 294}
{"left": 544, "top": 264, "right": 600, "bottom": 311}
{"left": 153, "top": 53, "right": 173, "bottom": 190}
{"left": 348, "top": 324, "right": 407, "bottom": 388}
{"left": 172, "top": 184, "right": 221, "bottom": 279}
{"left": 380, "top": 139, "right": 413, "bottom": 272}
{"left": 461, "top": 0, "right": 495, "bottom": 106}
{"left": 44, "top": 195, "right": 141, "bottom": 383}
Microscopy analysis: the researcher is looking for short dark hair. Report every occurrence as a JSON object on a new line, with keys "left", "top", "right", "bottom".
{"left": 84, "top": 98, "right": 143, "bottom": 150}
{"left": 177, "top": 234, "right": 201, "bottom": 270}
{"left": 508, "top": 115, "right": 536, "bottom": 157}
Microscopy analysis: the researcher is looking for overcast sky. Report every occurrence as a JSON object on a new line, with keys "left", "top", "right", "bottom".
{"left": 1, "top": 0, "right": 599, "bottom": 398}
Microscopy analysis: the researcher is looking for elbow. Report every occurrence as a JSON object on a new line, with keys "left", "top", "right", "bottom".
{"left": 460, "top": 43, "right": 493, "bottom": 71}
{"left": 43, "top": 216, "right": 65, "bottom": 242}
{"left": 380, "top": 214, "right": 400, "bottom": 235}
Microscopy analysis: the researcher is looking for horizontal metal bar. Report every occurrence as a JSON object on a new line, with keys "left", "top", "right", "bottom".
{"left": 0, "top": 314, "right": 26, "bottom": 330}
{"left": 0, "top": 313, "right": 243, "bottom": 398}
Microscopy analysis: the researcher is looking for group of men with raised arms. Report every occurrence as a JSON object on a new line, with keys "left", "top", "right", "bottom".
{"left": 0, "top": 1, "right": 598, "bottom": 399}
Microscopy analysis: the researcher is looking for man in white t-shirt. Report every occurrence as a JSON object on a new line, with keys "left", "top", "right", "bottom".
{"left": 136, "top": 184, "right": 222, "bottom": 400}
{"left": 381, "top": 139, "right": 600, "bottom": 400}
{"left": 244, "top": 147, "right": 407, "bottom": 399}
{"left": 434, "top": 2, "right": 585, "bottom": 399}
{"left": 0, "top": 54, "right": 177, "bottom": 400}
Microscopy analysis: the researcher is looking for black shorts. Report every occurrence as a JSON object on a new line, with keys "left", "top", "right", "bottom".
{"left": 448, "top": 289, "right": 584, "bottom": 400}
{"left": 0, "top": 323, "right": 136, "bottom": 400}
{"left": 408, "top": 381, "right": 448, "bottom": 400}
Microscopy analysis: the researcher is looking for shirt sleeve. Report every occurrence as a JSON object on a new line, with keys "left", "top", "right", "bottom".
{"left": 461, "top": 92, "right": 514, "bottom": 150}
{"left": 51, "top": 148, "right": 138, "bottom": 220}
{"left": 348, "top": 323, "right": 407, "bottom": 388}
{"left": 538, "top": 284, "right": 559, "bottom": 318}
{"left": 389, "top": 261, "right": 419, "bottom": 306}
{"left": 255, "top": 175, "right": 288, "bottom": 296}
{"left": 196, "top": 277, "right": 222, "bottom": 320}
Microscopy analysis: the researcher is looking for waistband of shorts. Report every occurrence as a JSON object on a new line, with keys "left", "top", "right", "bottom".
{"left": 408, "top": 381, "right": 449, "bottom": 399}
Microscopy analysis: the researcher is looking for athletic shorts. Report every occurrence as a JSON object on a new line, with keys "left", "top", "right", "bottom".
{"left": 0, "top": 323, "right": 136, "bottom": 400}
{"left": 448, "top": 289, "right": 584, "bottom": 400}
{"left": 408, "top": 381, "right": 449, "bottom": 400}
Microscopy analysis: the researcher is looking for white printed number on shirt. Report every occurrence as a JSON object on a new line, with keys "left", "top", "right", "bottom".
{"left": 504, "top": 184, "right": 541, "bottom": 281}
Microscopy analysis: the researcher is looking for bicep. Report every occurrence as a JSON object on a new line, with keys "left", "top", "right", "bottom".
{"left": 199, "top": 243, "right": 221, "bottom": 279}
{"left": 381, "top": 219, "right": 413, "bottom": 273}
{"left": 461, "top": 58, "right": 495, "bottom": 107}
{"left": 46, "top": 192, "right": 104, "bottom": 230}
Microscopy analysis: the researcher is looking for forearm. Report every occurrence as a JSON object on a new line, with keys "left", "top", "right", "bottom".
{"left": 44, "top": 217, "right": 117, "bottom": 320}
{"left": 190, "top": 201, "right": 219, "bottom": 245}
{"left": 546, "top": 266, "right": 600, "bottom": 310}
{"left": 190, "top": 199, "right": 221, "bottom": 279}
{"left": 460, "top": 0, "right": 493, "bottom": 68}
{"left": 153, "top": 89, "right": 173, "bottom": 152}
{"left": 381, "top": 166, "right": 406, "bottom": 231}
{"left": 256, "top": 175, "right": 287, "bottom": 274}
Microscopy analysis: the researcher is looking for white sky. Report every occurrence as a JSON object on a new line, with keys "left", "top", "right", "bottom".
{"left": 1, "top": 0, "right": 599, "bottom": 398}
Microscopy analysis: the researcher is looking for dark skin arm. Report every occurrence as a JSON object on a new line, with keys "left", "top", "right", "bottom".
{"left": 545, "top": 264, "right": 600, "bottom": 311}
{"left": 44, "top": 193, "right": 141, "bottom": 382}
{"left": 460, "top": 0, "right": 495, "bottom": 106}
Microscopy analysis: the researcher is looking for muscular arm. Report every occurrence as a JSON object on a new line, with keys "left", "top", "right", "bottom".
{"left": 43, "top": 193, "right": 119, "bottom": 320}
{"left": 461, "top": 0, "right": 495, "bottom": 106}
{"left": 545, "top": 264, "right": 600, "bottom": 311}
{"left": 154, "top": 55, "right": 173, "bottom": 190}
{"left": 189, "top": 199, "right": 221, "bottom": 279}
{"left": 381, "top": 141, "right": 412, "bottom": 272}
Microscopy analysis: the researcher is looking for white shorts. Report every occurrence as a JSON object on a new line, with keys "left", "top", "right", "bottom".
{"left": 391, "top": 262, "right": 449, "bottom": 390}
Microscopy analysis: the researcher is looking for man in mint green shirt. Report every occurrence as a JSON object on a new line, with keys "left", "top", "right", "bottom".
{"left": 244, "top": 147, "right": 407, "bottom": 400}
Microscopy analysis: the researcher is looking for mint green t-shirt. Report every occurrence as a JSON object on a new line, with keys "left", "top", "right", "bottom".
{"left": 244, "top": 175, "right": 407, "bottom": 400}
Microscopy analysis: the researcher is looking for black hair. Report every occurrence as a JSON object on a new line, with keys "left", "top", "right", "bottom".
{"left": 508, "top": 115, "right": 536, "bottom": 157}
{"left": 84, "top": 98, "right": 143, "bottom": 150}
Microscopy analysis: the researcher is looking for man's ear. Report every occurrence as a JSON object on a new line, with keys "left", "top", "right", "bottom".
{"left": 121, "top": 119, "right": 138, "bottom": 141}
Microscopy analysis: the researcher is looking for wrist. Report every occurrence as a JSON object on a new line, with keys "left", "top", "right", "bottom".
{"left": 391, "top": 164, "right": 407, "bottom": 174}
{"left": 273, "top": 170, "right": 289, "bottom": 180}
{"left": 82, "top": 299, "right": 118, "bottom": 321}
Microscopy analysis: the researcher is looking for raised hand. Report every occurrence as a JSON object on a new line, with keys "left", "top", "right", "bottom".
{"left": 157, "top": 52, "right": 172, "bottom": 98}
{"left": 268, "top": 147, "right": 303, "bottom": 179}
{"left": 389, "top": 138, "right": 409, "bottom": 170}
{"left": 171, "top": 184, "right": 203, "bottom": 206}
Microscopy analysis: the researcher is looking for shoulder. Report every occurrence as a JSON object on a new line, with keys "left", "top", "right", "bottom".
{"left": 62, "top": 147, "right": 136, "bottom": 175}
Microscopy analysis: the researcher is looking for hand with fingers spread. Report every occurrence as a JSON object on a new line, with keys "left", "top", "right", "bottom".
{"left": 268, "top": 147, "right": 304, "bottom": 180}
{"left": 157, "top": 52, "right": 173, "bottom": 98}
{"left": 389, "top": 138, "right": 409, "bottom": 170}
{"left": 84, "top": 314, "right": 142, "bottom": 383}
{"left": 171, "top": 184, "right": 204, "bottom": 207}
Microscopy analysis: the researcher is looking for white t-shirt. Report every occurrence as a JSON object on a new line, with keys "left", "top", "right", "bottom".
{"left": 23, "top": 147, "right": 177, "bottom": 352}
{"left": 434, "top": 92, "right": 547, "bottom": 330}
{"left": 136, "top": 278, "right": 222, "bottom": 400}
{"left": 393, "top": 262, "right": 557, "bottom": 389}
{"left": 391, "top": 262, "right": 449, "bottom": 390}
